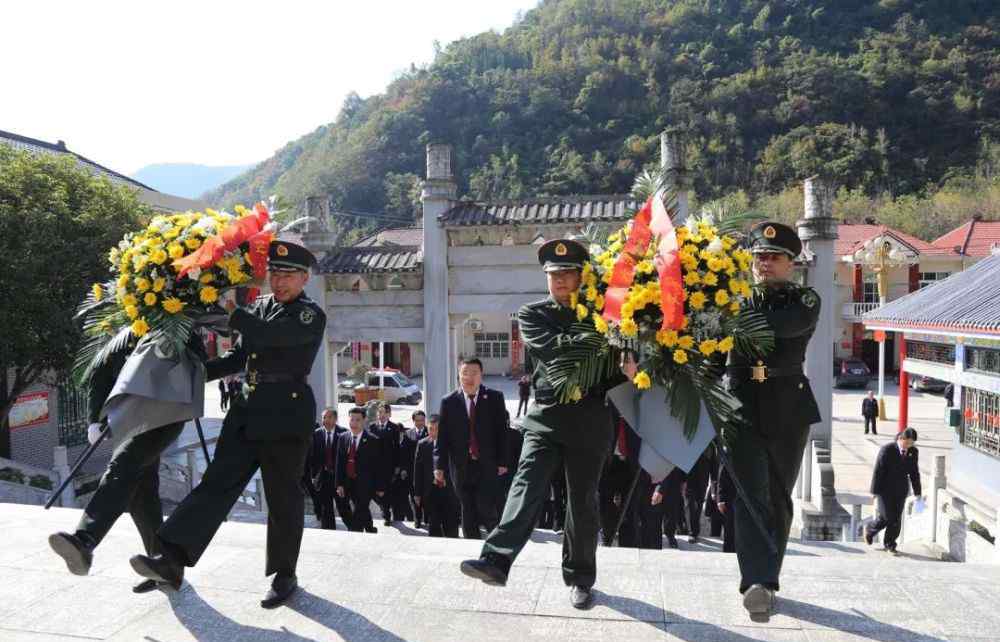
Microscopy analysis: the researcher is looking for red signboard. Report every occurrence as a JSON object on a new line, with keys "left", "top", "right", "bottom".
{"left": 9, "top": 391, "right": 49, "bottom": 430}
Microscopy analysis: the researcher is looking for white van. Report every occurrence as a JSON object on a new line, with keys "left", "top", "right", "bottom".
{"left": 365, "top": 370, "right": 422, "bottom": 405}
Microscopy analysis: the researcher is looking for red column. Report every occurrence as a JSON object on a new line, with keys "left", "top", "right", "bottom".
{"left": 898, "top": 333, "right": 909, "bottom": 432}
{"left": 908, "top": 264, "right": 920, "bottom": 293}
{"left": 853, "top": 264, "right": 863, "bottom": 302}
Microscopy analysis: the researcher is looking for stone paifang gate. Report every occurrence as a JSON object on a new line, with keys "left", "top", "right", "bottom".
{"left": 297, "top": 131, "right": 847, "bottom": 539}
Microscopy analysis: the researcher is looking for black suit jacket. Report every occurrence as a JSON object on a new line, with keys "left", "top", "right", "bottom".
{"left": 433, "top": 386, "right": 508, "bottom": 486}
{"left": 870, "top": 442, "right": 922, "bottom": 499}
{"left": 370, "top": 420, "right": 404, "bottom": 483}
{"left": 862, "top": 398, "right": 879, "bottom": 418}
{"left": 308, "top": 426, "right": 347, "bottom": 483}
{"left": 414, "top": 437, "right": 449, "bottom": 499}
{"left": 334, "top": 430, "right": 384, "bottom": 498}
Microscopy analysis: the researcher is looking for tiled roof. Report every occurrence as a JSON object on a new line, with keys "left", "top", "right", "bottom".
{"left": 863, "top": 254, "right": 1000, "bottom": 335}
{"left": 319, "top": 246, "right": 422, "bottom": 274}
{"left": 440, "top": 195, "right": 641, "bottom": 227}
{"left": 355, "top": 226, "right": 423, "bottom": 247}
{"left": 834, "top": 223, "right": 953, "bottom": 258}
{"left": 932, "top": 218, "right": 1000, "bottom": 257}
{"left": 0, "top": 129, "right": 154, "bottom": 191}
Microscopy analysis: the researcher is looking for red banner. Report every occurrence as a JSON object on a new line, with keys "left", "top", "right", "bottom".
{"left": 173, "top": 203, "right": 272, "bottom": 278}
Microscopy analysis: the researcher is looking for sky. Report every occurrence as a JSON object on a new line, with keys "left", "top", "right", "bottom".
{"left": 2, "top": 0, "right": 539, "bottom": 175}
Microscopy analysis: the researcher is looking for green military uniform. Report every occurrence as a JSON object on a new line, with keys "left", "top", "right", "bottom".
{"left": 480, "top": 239, "right": 623, "bottom": 589}
{"left": 726, "top": 222, "right": 821, "bottom": 594}
{"left": 155, "top": 241, "right": 326, "bottom": 580}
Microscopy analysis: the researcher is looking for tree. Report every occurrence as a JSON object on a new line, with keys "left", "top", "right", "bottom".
{"left": 0, "top": 147, "right": 146, "bottom": 457}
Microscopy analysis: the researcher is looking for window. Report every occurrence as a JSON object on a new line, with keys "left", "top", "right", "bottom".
{"left": 862, "top": 276, "right": 879, "bottom": 304}
{"left": 57, "top": 382, "right": 88, "bottom": 448}
{"left": 966, "top": 348, "right": 1000, "bottom": 375}
{"left": 906, "top": 341, "right": 955, "bottom": 365}
{"left": 474, "top": 332, "right": 510, "bottom": 359}
{"left": 919, "top": 272, "right": 951, "bottom": 289}
{"left": 963, "top": 388, "right": 1000, "bottom": 459}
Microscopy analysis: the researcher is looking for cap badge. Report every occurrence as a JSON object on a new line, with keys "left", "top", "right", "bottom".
{"left": 763, "top": 226, "right": 777, "bottom": 239}
{"left": 555, "top": 242, "right": 568, "bottom": 256}
{"left": 276, "top": 244, "right": 289, "bottom": 256}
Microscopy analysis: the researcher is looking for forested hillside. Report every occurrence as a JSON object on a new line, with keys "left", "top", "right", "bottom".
{"left": 205, "top": 0, "right": 1000, "bottom": 239}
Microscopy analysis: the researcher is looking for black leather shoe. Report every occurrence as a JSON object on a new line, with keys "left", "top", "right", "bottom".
{"left": 743, "top": 584, "right": 774, "bottom": 622}
{"left": 133, "top": 579, "right": 163, "bottom": 594}
{"left": 261, "top": 575, "right": 298, "bottom": 609}
{"left": 48, "top": 532, "right": 94, "bottom": 576}
{"left": 129, "top": 554, "right": 184, "bottom": 591}
{"left": 667, "top": 536, "right": 679, "bottom": 549}
{"left": 864, "top": 529, "right": 874, "bottom": 546}
{"left": 460, "top": 555, "right": 509, "bottom": 586}
{"left": 383, "top": 518, "right": 392, "bottom": 527}
{"left": 570, "top": 585, "right": 594, "bottom": 610}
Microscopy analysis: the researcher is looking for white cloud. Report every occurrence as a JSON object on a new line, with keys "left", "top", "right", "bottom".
{"left": 2, "top": 0, "right": 536, "bottom": 174}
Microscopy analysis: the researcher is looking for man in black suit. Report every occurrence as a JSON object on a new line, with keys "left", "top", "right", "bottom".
{"left": 498, "top": 419, "right": 524, "bottom": 516}
{"left": 369, "top": 402, "right": 405, "bottom": 526}
{"left": 434, "top": 357, "right": 508, "bottom": 539}
{"left": 599, "top": 414, "right": 642, "bottom": 547}
{"left": 410, "top": 410, "right": 429, "bottom": 528}
{"left": 388, "top": 414, "right": 418, "bottom": 525}
{"left": 306, "top": 408, "right": 347, "bottom": 529}
{"left": 684, "top": 451, "right": 712, "bottom": 545}
{"left": 336, "top": 407, "right": 385, "bottom": 533}
{"left": 219, "top": 379, "right": 229, "bottom": 411}
{"left": 716, "top": 463, "right": 737, "bottom": 553}
{"left": 414, "top": 414, "right": 460, "bottom": 537}
{"left": 865, "top": 428, "right": 923, "bottom": 554}
{"left": 862, "top": 390, "right": 879, "bottom": 435}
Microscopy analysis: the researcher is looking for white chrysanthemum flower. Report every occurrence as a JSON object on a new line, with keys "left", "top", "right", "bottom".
{"left": 685, "top": 217, "right": 699, "bottom": 233}
{"left": 707, "top": 237, "right": 724, "bottom": 253}
{"left": 188, "top": 267, "right": 201, "bottom": 281}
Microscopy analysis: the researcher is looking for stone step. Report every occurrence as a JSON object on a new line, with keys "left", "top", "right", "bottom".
{"left": 1, "top": 502, "right": 998, "bottom": 641}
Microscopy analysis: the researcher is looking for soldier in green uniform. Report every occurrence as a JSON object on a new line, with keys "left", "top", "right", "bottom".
{"left": 460, "top": 238, "right": 632, "bottom": 610}
{"left": 726, "top": 221, "right": 821, "bottom": 621}
{"left": 129, "top": 240, "right": 326, "bottom": 609}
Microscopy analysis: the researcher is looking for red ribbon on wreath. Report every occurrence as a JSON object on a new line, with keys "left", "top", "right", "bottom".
{"left": 602, "top": 195, "right": 684, "bottom": 330}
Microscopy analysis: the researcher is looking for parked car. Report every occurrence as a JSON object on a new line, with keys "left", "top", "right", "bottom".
{"left": 365, "top": 370, "right": 422, "bottom": 405}
{"left": 911, "top": 375, "right": 948, "bottom": 393}
{"left": 337, "top": 377, "right": 363, "bottom": 403}
{"left": 834, "top": 358, "right": 871, "bottom": 388}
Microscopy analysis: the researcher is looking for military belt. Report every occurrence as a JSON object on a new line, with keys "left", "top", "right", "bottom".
{"left": 246, "top": 371, "right": 307, "bottom": 384}
{"left": 727, "top": 365, "right": 803, "bottom": 383}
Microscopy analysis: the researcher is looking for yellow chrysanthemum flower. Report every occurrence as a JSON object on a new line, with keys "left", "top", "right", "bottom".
{"left": 92, "top": 283, "right": 103, "bottom": 301}
{"left": 132, "top": 254, "right": 148, "bottom": 271}
{"left": 689, "top": 291, "right": 708, "bottom": 310}
{"left": 167, "top": 242, "right": 185, "bottom": 259}
{"left": 677, "top": 335, "right": 695, "bottom": 350}
{"left": 185, "top": 237, "right": 201, "bottom": 250}
{"left": 124, "top": 304, "right": 139, "bottom": 320}
{"left": 621, "top": 301, "right": 635, "bottom": 319}
{"left": 122, "top": 293, "right": 138, "bottom": 307}
{"left": 199, "top": 272, "right": 214, "bottom": 284}
{"left": 656, "top": 329, "right": 679, "bottom": 347}
{"left": 162, "top": 297, "right": 185, "bottom": 314}
{"left": 718, "top": 336, "right": 735, "bottom": 353}
{"left": 116, "top": 274, "right": 129, "bottom": 288}
{"left": 636, "top": 260, "right": 655, "bottom": 275}
{"left": 722, "top": 237, "right": 735, "bottom": 250}
{"left": 707, "top": 257, "right": 725, "bottom": 273}
{"left": 683, "top": 271, "right": 701, "bottom": 286}
{"left": 673, "top": 349, "right": 689, "bottom": 365}
{"left": 569, "top": 386, "right": 583, "bottom": 402}
{"left": 729, "top": 279, "right": 743, "bottom": 295}
{"left": 620, "top": 318, "right": 638, "bottom": 337}
{"left": 698, "top": 339, "right": 718, "bottom": 357}
{"left": 199, "top": 286, "right": 219, "bottom": 304}
{"left": 150, "top": 249, "right": 168, "bottom": 265}
{"left": 570, "top": 291, "right": 579, "bottom": 308}
{"left": 131, "top": 318, "right": 149, "bottom": 337}
{"left": 585, "top": 287, "right": 597, "bottom": 302}
{"left": 715, "top": 289, "right": 730, "bottom": 307}
{"left": 633, "top": 371, "right": 652, "bottom": 390}
{"left": 134, "top": 277, "right": 150, "bottom": 293}
{"left": 594, "top": 294, "right": 605, "bottom": 310}
{"left": 143, "top": 292, "right": 157, "bottom": 307}
{"left": 703, "top": 272, "right": 719, "bottom": 287}
{"left": 729, "top": 301, "right": 741, "bottom": 313}
{"left": 153, "top": 277, "right": 166, "bottom": 293}
{"left": 576, "top": 304, "right": 589, "bottom": 321}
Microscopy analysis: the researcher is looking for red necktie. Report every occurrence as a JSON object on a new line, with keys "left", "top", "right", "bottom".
{"left": 617, "top": 418, "right": 630, "bottom": 458}
{"left": 347, "top": 437, "right": 358, "bottom": 479}
{"left": 468, "top": 394, "right": 480, "bottom": 460}
{"left": 324, "top": 433, "right": 334, "bottom": 470}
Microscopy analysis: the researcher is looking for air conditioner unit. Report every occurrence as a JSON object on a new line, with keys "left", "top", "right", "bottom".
{"left": 467, "top": 318, "right": 484, "bottom": 332}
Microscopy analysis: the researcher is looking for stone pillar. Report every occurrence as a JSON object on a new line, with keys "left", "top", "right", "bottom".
{"left": 422, "top": 144, "right": 457, "bottom": 410}
{"left": 304, "top": 273, "right": 329, "bottom": 417}
{"left": 52, "top": 446, "right": 76, "bottom": 508}
{"left": 794, "top": 176, "right": 849, "bottom": 539}
{"left": 660, "top": 130, "right": 690, "bottom": 223}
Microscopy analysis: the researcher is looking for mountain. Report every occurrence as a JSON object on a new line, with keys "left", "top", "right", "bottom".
{"left": 131, "top": 163, "right": 254, "bottom": 199}
{"left": 203, "top": 0, "right": 1000, "bottom": 238}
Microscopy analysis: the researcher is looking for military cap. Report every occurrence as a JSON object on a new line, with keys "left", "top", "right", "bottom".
{"left": 537, "top": 238, "right": 589, "bottom": 273}
{"left": 268, "top": 240, "right": 316, "bottom": 272}
{"left": 747, "top": 221, "right": 802, "bottom": 259}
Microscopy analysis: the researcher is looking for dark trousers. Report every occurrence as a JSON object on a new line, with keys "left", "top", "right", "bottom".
{"left": 868, "top": 494, "right": 906, "bottom": 549}
{"left": 730, "top": 422, "right": 810, "bottom": 592}
{"left": 721, "top": 507, "right": 736, "bottom": 553}
{"left": 864, "top": 416, "right": 878, "bottom": 434}
{"left": 157, "top": 420, "right": 310, "bottom": 577}
{"left": 482, "top": 399, "right": 612, "bottom": 588}
{"left": 685, "top": 479, "right": 708, "bottom": 539}
{"left": 599, "top": 457, "right": 639, "bottom": 547}
{"left": 516, "top": 397, "right": 530, "bottom": 417}
{"left": 424, "top": 488, "right": 460, "bottom": 537}
{"left": 538, "top": 475, "right": 566, "bottom": 531}
{"left": 412, "top": 489, "right": 424, "bottom": 525}
{"left": 77, "top": 421, "right": 184, "bottom": 555}
{"left": 389, "top": 478, "right": 414, "bottom": 522}
{"left": 456, "top": 460, "right": 499, "bottom": 539}
{"left": 636, "top": 472, "right": 664, "bottom": 549}
{"left": 661, "top": 470, "right": 686, "bottom": 537}
{"left": 313, "top": 470, "right": 340, "bottom": 529}
{"left": 342, "top": 481, "right": 375, "bottom": 532}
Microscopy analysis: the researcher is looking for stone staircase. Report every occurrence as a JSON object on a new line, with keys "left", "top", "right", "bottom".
{"left": 1, "top": 502, "right": 997, "bottom": 641}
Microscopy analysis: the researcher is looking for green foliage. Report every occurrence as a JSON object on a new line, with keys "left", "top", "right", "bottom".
{"left": 28, "top": 474, "right": 53, "bottom": 490}
{"left": 545, "top": 321, "right": 621, "bottom": 405}
{"left": 0, "top": 146, "right": 146, "bottom": 455}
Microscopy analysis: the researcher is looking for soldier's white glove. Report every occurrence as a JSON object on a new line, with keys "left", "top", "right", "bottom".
{"left": 87, "top": 422, "right": 104, "bottom": 445}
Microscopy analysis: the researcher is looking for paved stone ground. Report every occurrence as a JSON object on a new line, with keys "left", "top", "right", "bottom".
{"left": 3, "top": 502, "right": 998, "bottom": 641}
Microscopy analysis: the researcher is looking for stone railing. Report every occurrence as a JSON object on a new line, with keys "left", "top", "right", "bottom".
{"left": 0, "top": 455, "right": 60, "bottom": 506}
{"left": 159, "top": 437, "right": 265, "bottom": 511}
